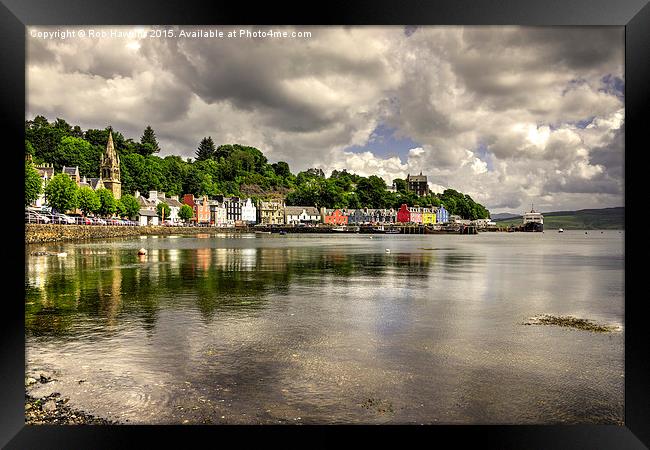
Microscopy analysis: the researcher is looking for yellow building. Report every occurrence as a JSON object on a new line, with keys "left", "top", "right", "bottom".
{"left": 422, "top": 210, "right": 437, "bottom": 225}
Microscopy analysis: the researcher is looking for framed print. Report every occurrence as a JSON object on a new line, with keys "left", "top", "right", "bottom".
{"left": 2, "top": 0, "right": 648, "bottom": 447}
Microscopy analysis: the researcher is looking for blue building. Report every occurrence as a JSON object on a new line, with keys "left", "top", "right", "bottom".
{"left": 436, "top": 205, "right": 449, "bottom": 224}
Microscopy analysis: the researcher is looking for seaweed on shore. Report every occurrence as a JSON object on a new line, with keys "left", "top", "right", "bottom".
{"left": 522, "top": 315, "right": 619, "bottom": 332}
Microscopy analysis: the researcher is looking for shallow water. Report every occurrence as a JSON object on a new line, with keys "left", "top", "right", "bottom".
{"left": 25, "top": 230, "right": 625, "bottom": 424}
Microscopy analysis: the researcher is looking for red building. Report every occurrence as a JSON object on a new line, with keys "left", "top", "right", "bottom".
{"left": 323, "top": 208, "right": 348, "bottom": 225}
{"left": 183, "top": 194, "right": 211, "bottom": 224}
{"left": 397, "top": 204, "right": 411, "bottom": 223}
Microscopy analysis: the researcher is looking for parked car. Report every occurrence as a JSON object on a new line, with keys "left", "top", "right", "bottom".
{"left": 52, "top": 213, "right": 76, "bottom": 224}
{"left": 25, "top": 211, "right": 51, "bottom": 223}
{"left": 94, "top": 218, "right": 107, "bottom": 225}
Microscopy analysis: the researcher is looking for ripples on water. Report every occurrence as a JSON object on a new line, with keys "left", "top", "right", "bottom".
{"left": 25, "top": 231, "right": 624, "bottom": 424}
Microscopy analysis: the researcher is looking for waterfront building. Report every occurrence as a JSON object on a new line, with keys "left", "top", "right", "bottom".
{"left": 322, "top": 208, "right": 349, "bottom": 225}
{"left": 409, "top": 206, "right": 423, "bottom": 224}
{"left": 406, "top": 172, "right": 429, "bottom": 196}
{"left": 436, "top": 205, "right": 449, "bottom": 224}
{"left": 135, "top": 190, "right": 156, "bottom": 209}
{"left": 285, "top": 206, "right": 320, "bottom": 225}
{"left": 257, "top": 200, "right": 285, "bottom": 225}
{"left": 209, "top": 200, "right": 229, "bottom": 227}
{"left": 241, "top": 198, "right": 257, "bottom": 224}
{"left": 473, "top": 218, "right": 492, "bottom": 228}
{"left": 146, "top": 191, "right": 183, "bottom": 224}
{"left": 138, "top": 209, "right": 159, "bottom": 226}
{"left": 182, "top": 194, "right": 211, "bottom": 224}
{"left": 449, "top": 215, "right": 462, "bottom": 223}
{"left": 369, "top": 208, "right": 397, "bottom": 224}
{"left": 214, "top": 195, "right": 242, "bottom": 222}
{"left": 422, "top": 208, "right": 437, "bottom": 225}
{"left": 100, "top": 132, "right": 121, "bottom": 200}
{"left": 33, "top": 162, "right": 55, "bottom": 208}
{"left": 347, "top": 208, "right": 368, "bottom": 225}
{"left": 397, "top": 204, "right": 411, "bottom": 223}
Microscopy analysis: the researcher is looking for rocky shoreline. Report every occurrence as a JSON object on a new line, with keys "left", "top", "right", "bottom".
{"left": 25, "top": 374, "right": 119, "bottom": 425}
{"left": 25, "top": 392, "right": 118, "bottom": 425}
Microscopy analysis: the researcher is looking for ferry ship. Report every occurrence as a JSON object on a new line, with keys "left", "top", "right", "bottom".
{"left": 522, "top": 206, "right": 544, "bottom": 232}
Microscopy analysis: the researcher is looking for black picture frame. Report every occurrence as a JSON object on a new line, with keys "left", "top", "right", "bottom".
{"left": 2, "top": 0, "right": 648, "bottom": 447}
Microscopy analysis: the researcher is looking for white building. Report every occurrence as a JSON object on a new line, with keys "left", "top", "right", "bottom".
{"left": 285, "top": 206, "right": 320, "bottom": 225}
{"left": 135, "top": 190, "right": 183, "bottom": 224}
{"left": 209, "top": 200, "right": 229, "bottom": 227}
{"left": 241, "top": 198, "right": 257, "bottom": 224}
{"left": 138, "top": 209, "right": 159, "bottom": 226}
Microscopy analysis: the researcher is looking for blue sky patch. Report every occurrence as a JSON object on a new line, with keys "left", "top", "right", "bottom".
{"left": 475, "top": 142, "right": 495, "bottom": 172}
{"left": 345, "top": 123, "right": 421, "bottom": 160}
{"left": 600, "top": 74, "right": 624, "bottom": 100}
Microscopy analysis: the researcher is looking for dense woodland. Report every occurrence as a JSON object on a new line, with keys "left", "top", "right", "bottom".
{"left": 25, "top": 116, "right": 490, "bottom": 219}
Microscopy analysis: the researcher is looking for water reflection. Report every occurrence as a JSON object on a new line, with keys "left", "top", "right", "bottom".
{"left": 25, "top": 233, "right": 624, "bottom": 424}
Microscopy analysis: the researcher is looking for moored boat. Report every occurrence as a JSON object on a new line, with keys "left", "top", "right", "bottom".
{"left": 522, "top": 205, "right": 544, "bottom": 232}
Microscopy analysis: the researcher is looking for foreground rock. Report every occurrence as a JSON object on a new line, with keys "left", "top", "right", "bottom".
{"left": 522, "top": 315, "right": 619, "bottom": 332}
{"left": 25, "top": 392, "right": 119, "bottom": 425}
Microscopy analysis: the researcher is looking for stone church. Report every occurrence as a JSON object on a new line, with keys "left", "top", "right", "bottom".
{"left": 100, "top": 131, "right": 121, "bottom": 199}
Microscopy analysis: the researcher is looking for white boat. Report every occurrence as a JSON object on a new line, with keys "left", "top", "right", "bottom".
{"left": 332, "top": 226, "right": 346, "bottom": 232}
{"left": 522, "top": 204, "right": 544, "bottom": 232}
{"left": 558, "top": 228, "right": 564, "bottom": 233}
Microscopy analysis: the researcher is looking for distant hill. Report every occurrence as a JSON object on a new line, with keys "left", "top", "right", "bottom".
{"left": 493, "top": 207, "right": 624, "bottom": 230}
{"left": 491, "top": 212, "right": 520, "bottom": 220}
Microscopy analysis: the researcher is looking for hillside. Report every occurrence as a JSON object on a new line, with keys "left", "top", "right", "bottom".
{"left": 493, "top": 207, "right": 624, "bottom": 230}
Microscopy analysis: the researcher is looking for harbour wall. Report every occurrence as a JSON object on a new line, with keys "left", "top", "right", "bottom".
{"left": 25, "top": 223, "right": 480, "bottom": 244}
{"left": 25, "top": 224, "right": 245, "bottom": 244}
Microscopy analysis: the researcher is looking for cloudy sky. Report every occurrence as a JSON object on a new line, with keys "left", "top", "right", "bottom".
{"left": 27, "top": 26, "right": 624, "bottom": 214}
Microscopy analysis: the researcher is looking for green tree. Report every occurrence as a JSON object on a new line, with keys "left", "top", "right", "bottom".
{"left": 139, "top": 125, "right": 160, "bottom": 155}
{"left": 179, "top": 204, "right": 194, "bottom": 222}
{"left": 392, "top": 178, "right": 407, "bottom": 193}
{"left": 55, "top": 136, "right": 101, "bottom": 177}
{"left": 195, "top": 136, "right": 216, "bottom": 161}
{"left": 44, "top": 173, "right": 78, "bottom": 213}
{"left": 272, "top": 161, "right": 291, "bottom": 178}
{"left": 119, "top": 194, "right": 140, "bottom": 219}
{"left": 96, "top": 188, "right": 117, "bottom": 217}
{"left": 25, "top": 162, "right": 43, "bottom": 206}
{"left": 77, "top": 186, "right": 100, "bottom": 216}
{"left": 156, "top": 202, "right": 171, "bottom": 220}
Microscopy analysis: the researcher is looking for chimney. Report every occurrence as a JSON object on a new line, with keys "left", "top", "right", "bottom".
{"left": 134, "top": 190, "right": 140, "bottom": 198}
{"left": 170, "top": 195, "right": 179, "bottom": 201}
{"left": 149, "top": 190, "right": 158, "bottom": 201}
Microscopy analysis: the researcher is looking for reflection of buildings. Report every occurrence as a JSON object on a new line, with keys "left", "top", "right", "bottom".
{"left": 195, "top": 247, "right": 212, "bottom": 272}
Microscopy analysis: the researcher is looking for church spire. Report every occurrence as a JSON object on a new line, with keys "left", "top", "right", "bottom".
{"left": 100, "top": 130, "right": 121, "bottom": 199}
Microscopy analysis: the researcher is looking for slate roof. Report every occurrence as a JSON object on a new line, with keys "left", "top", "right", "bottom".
{"left": 407, "top": 173, "right": 427, "bottom": 182}
{"left": 285, "top": 206, "right": 319, "bottom": 216}
{"left": 139, "top": 209, "right": 158, "bottom": 217}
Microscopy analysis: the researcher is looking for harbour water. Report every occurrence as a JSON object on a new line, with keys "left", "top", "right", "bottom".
{"left": 25, "top": 230, "right": 625, "bottom": 424}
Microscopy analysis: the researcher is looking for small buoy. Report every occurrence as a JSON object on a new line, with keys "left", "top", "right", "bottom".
{"left": 385, "top": 248, "right": 391, "bottom": 253}
{"left": 138, "top": 248, "right": 147, "bottom": 255}
{"left": 369, "top": 236, "right": 373, "bottom": 239}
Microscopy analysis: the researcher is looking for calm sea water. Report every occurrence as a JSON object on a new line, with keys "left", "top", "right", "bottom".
{"left": 25, "top": 230, "right": 624, "bottom": 424}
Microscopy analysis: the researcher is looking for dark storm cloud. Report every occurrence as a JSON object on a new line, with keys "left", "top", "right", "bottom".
{"left": 140, "top": 29, "right": 391, "bottom": 133}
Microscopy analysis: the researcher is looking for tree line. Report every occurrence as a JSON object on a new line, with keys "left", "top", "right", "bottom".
{"left": 25, "top": 116, "right": 490, "bottom": 220}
